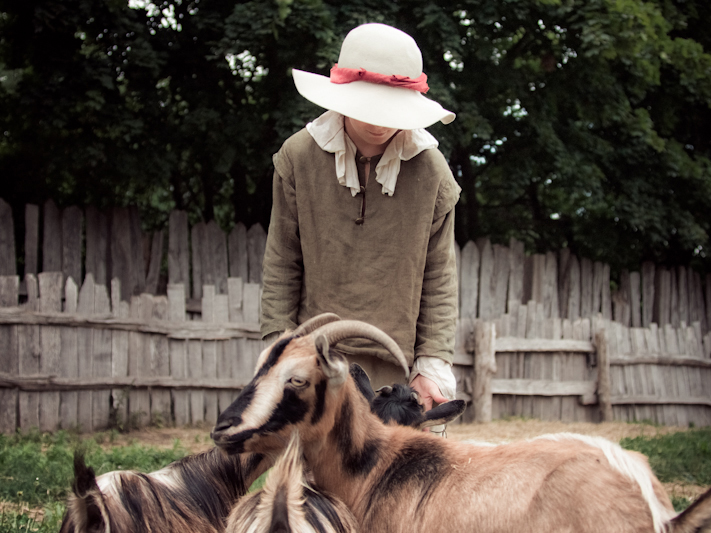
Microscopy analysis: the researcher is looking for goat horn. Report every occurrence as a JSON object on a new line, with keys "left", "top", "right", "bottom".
{"left": 309, "top": 320, "right": 410, "bottom": 379}
{"left": 292, "top": 313, "right": 342, "bottom": 337}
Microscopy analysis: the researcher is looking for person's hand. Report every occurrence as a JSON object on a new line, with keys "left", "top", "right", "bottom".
{"left": 409, "top": 374, "right": 448, "bottom": 412}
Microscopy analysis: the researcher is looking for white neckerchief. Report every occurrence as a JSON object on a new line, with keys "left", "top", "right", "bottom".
{"left": 306, "top": 110, "right": 438, "bottom": 197}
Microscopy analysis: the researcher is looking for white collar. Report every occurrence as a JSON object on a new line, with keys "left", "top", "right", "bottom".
{"left": 306, "top": 110, "right": 438, "bottom": 197}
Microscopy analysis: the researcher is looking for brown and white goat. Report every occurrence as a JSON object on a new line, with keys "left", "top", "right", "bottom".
{"left": 59, "top": 448, "right": 270, "bottom": 533}
{"left": 212, "top": 315, "right": 711, "bottom": 533}
{"left": 226, "top": 431, "right": 358, "bottom": 533}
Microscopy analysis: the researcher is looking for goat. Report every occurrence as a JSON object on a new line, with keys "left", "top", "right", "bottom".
{"left": 212, "top": 315, "right": 711, "bottom": 533}
{"left": 225, "top": 431, "right": 358, "bottom": 533}
{"left": 349, "top": 362, "right": 466, "bottom": 429}
{"left": 59, "top": 448, "right": 270, "bottom": 533}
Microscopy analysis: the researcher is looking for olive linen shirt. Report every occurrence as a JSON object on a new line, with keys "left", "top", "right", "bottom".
{"left": 261, "top": 127, "right": 460, "bottom": 367}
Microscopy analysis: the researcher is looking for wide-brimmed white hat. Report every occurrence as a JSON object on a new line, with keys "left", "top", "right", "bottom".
{"left": 292, "top": 23, "right": 455, "bottom": 130}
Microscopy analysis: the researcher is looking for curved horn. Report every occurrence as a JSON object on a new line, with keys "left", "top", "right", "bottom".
{"left": 309, "top": 320, "right": 410, "bottom": 379}
{"left": 375, "top": 385, "right": 393, "bottom": 395}
{"left": 292, "top": 313, "right": 342, "bottom": 337}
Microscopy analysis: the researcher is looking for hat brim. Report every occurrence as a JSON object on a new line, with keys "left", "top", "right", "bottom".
{"left": 292, "top": 69, "right": 455, "bottom": 130}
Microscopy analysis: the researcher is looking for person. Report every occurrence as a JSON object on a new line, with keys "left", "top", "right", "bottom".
{"left": 260, "top": 23, "right": 460, "bottom": 430}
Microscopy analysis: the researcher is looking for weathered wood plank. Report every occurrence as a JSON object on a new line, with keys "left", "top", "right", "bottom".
{"left": 246, "top": 223, "right": 267, "bottom": 284}
{"left": 477, "top": 239, "right": 494, "bottom": 320}
{"left": 167, "top": 283, "right": 188, "bottom": 425}
{"left": 188, "top": 339, "right": 204, "bottom": 424}
{"left": 0, "top": 199, "right": 16, "bottom": 276}
{"left": 191, "top": 222, "right": 206, "bottom": 300}
{"left": 678, "top": 266, "right": 689, "bottom": 328}
{"left": 202, "top": 285, "right": 218, "bottom": 425}
{"left": 144, "top": 231, "right": 164, "bottom": 295}
{"left": 24, "top": 205, "right": 39, "bottom": 278}
{"left": 641, "top": 262, "right": 655, "bottom": 328}
{"left": 168, "top": 210, "right": 190, "bottom": 292}
{"left": 61, "top": 206, "right": 83, "bottom": 287}
{"left": 492, "top": 244, "right": 511, "bottom": 318}
{"left": 596, "top": 327, "right": 613, "bottom": 421}
{"left": 85, "top": 206, "right": 109, "bottom": 286}
{"left": 0, "top": 309, "right": 261, "bottom": 339}
{"left": 508, "top": 238, "right": 525, "bottom": 309}
{"left": 127, "top": 295, "right": 150, "bottom": 428}
{"left": 149, "top": 296, "right": 171, "bottom": 426}
{"left": 495, "top": 337, "right": 594, "bottom": 353}
{"left": 77, "top": 275, "right": 96, "bottom": 432}
{"left": 110, "top": 208, "right": 134, "bottom": 302}
{"left": 579, "top": 258, "right": 593, "bottom": 319}
{"left": 91, "top": 284, "right": 112, "bottom": 430}
{"left": 110, "top": 278, "right": 129, "bottom": 429}
{"left": 0, "top": 314, "right": 18, "bottom": 433}
{"left": 43, "top": 200, "right": 62, "bottom": 273}
{"left": 38, "top": 272, "right": 63, "bottom": 431}
{"left": 654, "top": 268, "right": 671, "bottom": 327}
{"left": 459, "top": 241, "right": 479, "bottom": 320}
{"left": 207, "top": 221, "right": 229, "bottom": 295}
{"left": 0, "top": 373, "right": 251, "bottom": 391}
{"left": 629, "top": 271, "right": 642, "bottom": 328}
{"left": 473, "top": 321, "right": 496, "bottom": 422}
{"left": 543, "top": 252, "right": 559, "bottom": 319}
{"left": 59, "top": 277, "right": 79, "bottom": 429}
{"left": 564, "top": 255, "right": 581, "bottom": 321}
{"left": 491, "top": 379, "right": 596, "bottom": 397}
{"left": 228, "top": 222, "right": 249, "bottom": 282}
{"left": 613, "top": 270, "right": 632, "bottom": 326}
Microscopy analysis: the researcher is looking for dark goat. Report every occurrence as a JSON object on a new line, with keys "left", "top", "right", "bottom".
{"left": 349, "top": 363, "right": 465, "bottom": 429}
{"left": 59, "top": 448, "right": 269, "bottom": 533}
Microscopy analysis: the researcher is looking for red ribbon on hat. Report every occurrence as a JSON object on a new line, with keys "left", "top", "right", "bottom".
{"left": 330, "top": 64, "right": 429, "bottom": 94}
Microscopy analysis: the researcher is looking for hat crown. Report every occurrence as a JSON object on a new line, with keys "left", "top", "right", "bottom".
{"left": 337, "top": 23, "right": 423, "bottom": 79}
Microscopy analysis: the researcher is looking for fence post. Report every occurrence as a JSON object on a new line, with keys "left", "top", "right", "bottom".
{"left": 595, "top": 326, "right": 613, "bottom": 422}
{"left": 473, "top": 321, "right": 496, "bottom": 423}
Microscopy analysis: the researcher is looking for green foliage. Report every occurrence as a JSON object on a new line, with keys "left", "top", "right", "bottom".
{"left": 620, "top": 427, "right": 711, "bottom": 485}
{"left": 1, "top": 0, "right": 710, "bottom": 274}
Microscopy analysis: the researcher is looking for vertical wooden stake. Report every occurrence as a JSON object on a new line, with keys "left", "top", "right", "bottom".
{"left": 596, "top": 327, "right": 613, "bottom": 422}
{"left": 473, "top": 321, "right": 496, "bottom": 423}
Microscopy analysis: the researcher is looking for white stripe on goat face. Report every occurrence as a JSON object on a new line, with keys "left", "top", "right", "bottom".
{"left": 212, "top": 338, "right": 321, "bottom": 454}
{"left": 242, "top": 358, "right": 311, "bottom": 430}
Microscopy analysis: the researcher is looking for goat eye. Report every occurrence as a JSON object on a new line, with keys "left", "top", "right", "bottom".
{"left": 288, "top": 377, "right": 308, "bottom": 388}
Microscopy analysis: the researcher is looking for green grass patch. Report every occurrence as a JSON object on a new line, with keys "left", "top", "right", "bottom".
{"left": 0, "top": 430, "right": 188, "bottom": 507}
{"left": 620, "top": 427, "right": 711, "bottom": 486}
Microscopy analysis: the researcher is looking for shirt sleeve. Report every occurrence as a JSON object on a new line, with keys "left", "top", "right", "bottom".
{"left": 414, "top": 170, "right": 460, "bottom": 365}
{"left": 260, "top": 151, "right": 303, "bottom": 339}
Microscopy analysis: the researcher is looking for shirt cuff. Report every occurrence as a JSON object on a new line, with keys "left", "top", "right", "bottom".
{"left": 410, "top": 356, "right": 457, "bottom": 401}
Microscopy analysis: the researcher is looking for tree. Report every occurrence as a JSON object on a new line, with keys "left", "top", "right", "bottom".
{"left": 1, "top": 0, "right": 710, "bottom": 275}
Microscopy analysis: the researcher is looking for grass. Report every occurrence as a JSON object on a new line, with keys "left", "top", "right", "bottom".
{"left": 620, "top": 427, "right": 711, "bottom": 512}
{"left": 0, "top": 429, "right": 189, "bottom": 532}
{"left": 1, "top": 425, "right": 709, "bottom": 531}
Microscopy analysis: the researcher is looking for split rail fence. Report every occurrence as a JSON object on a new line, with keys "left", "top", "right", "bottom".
{"left": 0, "top": 197, "right": 710, "bottom": 432}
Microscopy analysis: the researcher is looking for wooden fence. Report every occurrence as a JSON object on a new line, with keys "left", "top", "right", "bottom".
{"left": 451, "top": 309, "right": 711, "bottom": 427}
{"left": 1, "top": 197, "right": 710, "bottom": 432}
{"left": 0, "top": 273, "right": 265, "bottom": 433}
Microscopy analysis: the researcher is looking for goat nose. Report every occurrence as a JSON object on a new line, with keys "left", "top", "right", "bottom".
{"left": 212, "top": 421, "right": 232, "bottom": 435}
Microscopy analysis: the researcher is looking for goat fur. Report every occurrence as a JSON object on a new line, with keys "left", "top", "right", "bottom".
{"left": 212, "top": 327, "right": 711, "bottom": 533}
{"left": 225, "top": 432, "right": 358, "bottom": 533}
{"left": 59, "top": 448, "right": 269, "bottom": 533}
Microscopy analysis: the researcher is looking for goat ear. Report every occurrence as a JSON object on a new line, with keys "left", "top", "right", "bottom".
{"left": 350, "top": 363, "right": 375, "bottom": 402}
{"left": 70, "top": 453, "right": 107, "bottom": 533}
{"left": 418, "top": 399, "right": 467, "bottom": 429}
{"left": 315, "top": 335, "right": 348, "bottom": 386}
